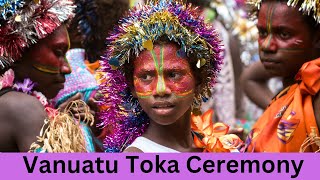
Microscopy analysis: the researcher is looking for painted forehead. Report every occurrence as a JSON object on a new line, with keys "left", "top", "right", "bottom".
{"left": 35, "top": 26, "right": 70, "bottom": 64}
{"left": 133, "top": 43, "right": 195, "bottom": 98}
{"left": 32, "top": 26, "right": 70, "bottom": 73}
{"left": 258, "top": 2, "right": 305, "bottom": 27}
{"left": 134, "top": 43, "right": 190, "bottom": 68}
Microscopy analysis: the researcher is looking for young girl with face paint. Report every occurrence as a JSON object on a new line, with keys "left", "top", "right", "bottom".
{"left": 243, "top": 0, "right": 320, "bottom": 152}
{"left": 124, "top": 42, "right": 200, "bottom": 152}
{"left": 97, "top": 0, "right": 243, "bottom": 153}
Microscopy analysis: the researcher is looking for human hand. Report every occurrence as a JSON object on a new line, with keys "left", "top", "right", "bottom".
{"left": 57, "top": 92, "right": 83, "bottom": 112}
{"left": 57, "top": 93, "right": 95, "bottom": 125}
{"left": 228, "top": 128, "right": 244, "bottom": 140}
{"left": 78, "top": 98, "right": 98, "bottom": 118}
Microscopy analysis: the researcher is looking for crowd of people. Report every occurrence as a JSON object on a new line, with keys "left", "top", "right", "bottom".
{"left": 0, "top": 0, "right": 319, "bottom": 153}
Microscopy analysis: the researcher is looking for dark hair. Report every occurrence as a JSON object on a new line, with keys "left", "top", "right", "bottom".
{"left": 261, "top": 0, "right": 319, "bottom": 32}
{"left": 69, "top": 0, "right": 129, "bottom": 62}
{"left": 303, "top": 14, "right": 319, "bottom": 33}
{"left": 186, "top": 0, "right": 211, "bottom": 8}
{"left": 0, "top": 68, "right": 9, "bottom": 75}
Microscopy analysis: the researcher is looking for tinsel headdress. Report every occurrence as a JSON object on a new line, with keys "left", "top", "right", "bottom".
{"left": 247, "top": 0, "right": 320, "bottom": 23}
{"left": 0, "top": 0, "right": 75, "bottom": 70}
{"left": 98, "top": 0, "right": 224, "bottom": 152}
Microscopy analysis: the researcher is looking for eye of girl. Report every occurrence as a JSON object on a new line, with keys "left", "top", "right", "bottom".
{"left": 258, "top": 29, "right": 268, "bottom": 38}
{"left": 167, "top": 71, "right": 182, "bottom": 80}
{"left": 279, "top": 31, "right": 291, "bottom": 40}
{"left": 54, "top": 49, "right": 64, "bottom": 57}
{"left": 138, "top": 73, "right": 154, "bottom": 82}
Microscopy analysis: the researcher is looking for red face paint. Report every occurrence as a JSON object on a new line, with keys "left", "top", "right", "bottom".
{"left": 257, "top": 1, "right": 316, "bottom": 78}
{"left": 133, "top": 43, "right": 195, "bottom": 98}
{"left": 32, "top": 26, "right": 71, "bottom": 74}
{"left": 132, "top": 43, "right": 196, "bottom": 125}
{"left": 17, "top": 25, "right": 72, "bottom": 99}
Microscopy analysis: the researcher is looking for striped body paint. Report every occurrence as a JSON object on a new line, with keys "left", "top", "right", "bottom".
{"left": 133, "top": 43, "right": 195, "bottom": 99}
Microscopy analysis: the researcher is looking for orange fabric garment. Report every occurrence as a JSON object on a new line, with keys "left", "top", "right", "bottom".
{"left": 247, "top": 58, "right": 320, "bottom": 152}
{"left": 85, "top": 60, "right": 100, "bottom": 74}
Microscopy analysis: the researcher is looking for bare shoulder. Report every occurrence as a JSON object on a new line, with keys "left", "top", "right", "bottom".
{"left": 123, "top": 147, "right": 144, "bottom": 153}
{"left": 0, "top": 91, "right": 46, "bottom": 118}
{"left": 0, "top": 91, "right": 46, "bottom": 151}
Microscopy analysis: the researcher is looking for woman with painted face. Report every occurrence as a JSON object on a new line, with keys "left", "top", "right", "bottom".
{"left": 242, "top": 0, "right": 320, "bottom": 152}
{"left": 0, "top": 0, "right": 94, "bottom": 152}
{"left": 97, "top": 0, "right": 243, "bottom": 153}
{"left": 50, "top": 0, "right": 131, "bottom": 151}
{"left": 13, "top": 25, "right": 72, "bottom": 99}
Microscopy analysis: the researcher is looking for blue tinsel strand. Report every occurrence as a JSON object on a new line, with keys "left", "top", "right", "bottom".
{"left": 0, "top": 0, "right": 24, "bottom": 21}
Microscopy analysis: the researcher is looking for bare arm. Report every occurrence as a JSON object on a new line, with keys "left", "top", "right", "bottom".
{"left": 313, "top": 93, "right": 320, "bottom": 132}
{"left": 123, "top": 147, "right": 144, "bottom": 153}
{"left": 229, "top": 33, "right": 244, "bottom": 118}
{"left": 240, "top": 61, "right": 275, "bottom": 109}
{"left": 0, "top": 92, "right": 46, "bottom": 152}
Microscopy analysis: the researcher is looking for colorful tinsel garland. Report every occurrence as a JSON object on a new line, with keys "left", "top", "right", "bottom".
{"left": 0, "top": 0, "right": 75, "bottom": 70}
{"left": 247, "top": 0, "right": 320, "bottom": 23}
{"left": 98, "top": 0, "right": 224, "bottom": 152}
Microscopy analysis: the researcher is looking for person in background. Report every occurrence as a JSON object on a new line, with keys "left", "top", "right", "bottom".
{"left": 187, "top": 0, "right": 245, "bottom": 137}
{"left": 244, "top": 0, "right": 320, "bottom": 152}
{"left": 240, "top": 61, "right": 276, "bottom": 110}
{"left": 0, "top": 0, "right": 91, "bottom": 152}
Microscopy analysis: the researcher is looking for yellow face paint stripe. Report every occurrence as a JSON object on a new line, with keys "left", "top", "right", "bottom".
{"left": 136, "top": 91, "right": 152, "bottom": 98}
{"left": 175, "top": 89, "right": 194, "bottom": 98}
{"left": 150, "top": 46, "right": 166, "bottom": 95}
{"left": 33, "top": 28, "right": 71, "bottom": 74}
{"left": 66, "top": 26, "right": 71, "bottom": 50}
{"left": 262, "top": 4, "right": 275, "bottom": 49}
{"left": 159, "top": 46, "right": 166, "bottom": 93}
{"left": 33, "top": 64, "right": 60, "bottom": 74}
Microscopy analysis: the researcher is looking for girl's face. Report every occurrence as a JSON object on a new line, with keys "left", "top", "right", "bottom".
{"left": 132, "top": 43, "right": 196, "bottom": 125}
